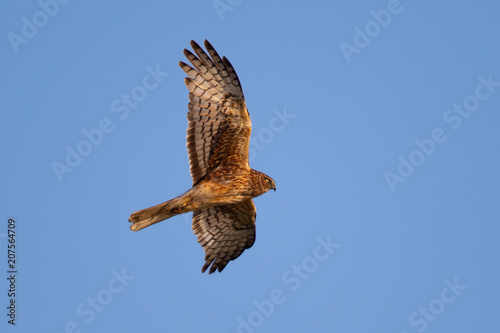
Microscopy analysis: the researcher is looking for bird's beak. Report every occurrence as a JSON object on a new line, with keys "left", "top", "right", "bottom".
{"left": 272, "top": 185, "right": 276, "bottom": 191}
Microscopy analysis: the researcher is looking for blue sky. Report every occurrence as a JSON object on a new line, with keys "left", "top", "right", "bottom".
{"left": 1, "top": 0, "right": 499, "bottom": 332}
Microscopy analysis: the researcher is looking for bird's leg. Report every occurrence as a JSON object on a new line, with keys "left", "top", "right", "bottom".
{"left": 171, "top": 202, "right": 188, "bottom": 214}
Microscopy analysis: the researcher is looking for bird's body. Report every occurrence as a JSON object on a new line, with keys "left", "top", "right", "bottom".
{"left": 130, "top": 167, "right": 271, "bottom": 230}
{"left": 129, "top": 40, "right": 275, "bottom": 274}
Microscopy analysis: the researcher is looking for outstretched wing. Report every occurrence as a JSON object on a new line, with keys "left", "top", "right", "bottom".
{"left": 192, "top": 199, "right": 256, "bottom": 274}
{"left": 179, "top": 40, "right": 251, "bottom": 185}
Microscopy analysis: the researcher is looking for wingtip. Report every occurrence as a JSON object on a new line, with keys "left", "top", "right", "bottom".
{"left": 204, "top": 39, "right": 213, "bottom": 49}
{"left": 190, "top": 40, "right": 202, "bottom": 51}
{"left": 183, "top": 48, "right": 193, "bottom": 58}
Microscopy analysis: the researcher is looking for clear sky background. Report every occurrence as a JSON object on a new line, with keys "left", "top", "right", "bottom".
{"left": 1, "top": 1, "right": 499, "bottom": 332}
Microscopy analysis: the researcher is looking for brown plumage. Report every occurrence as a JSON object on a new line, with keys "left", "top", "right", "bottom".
{"left": 129, "top": 40, "right": 276, "bottom": 274}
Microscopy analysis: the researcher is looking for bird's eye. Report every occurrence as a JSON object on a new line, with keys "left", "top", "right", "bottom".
{"left": 265, "top": 178, "right": 270, "bottom": 183}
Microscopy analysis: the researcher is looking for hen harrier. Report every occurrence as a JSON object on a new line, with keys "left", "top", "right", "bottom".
{"left": 129, "top": 40, "right": 276, "bottom": 274}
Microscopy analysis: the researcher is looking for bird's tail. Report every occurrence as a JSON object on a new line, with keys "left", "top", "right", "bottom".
{"left": 129, "top": 196, "right": 186, "bottom": 231}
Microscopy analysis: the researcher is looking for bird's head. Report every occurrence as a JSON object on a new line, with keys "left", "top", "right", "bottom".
{"left": 258, "top": 172, "right": 276, "bottom": 193}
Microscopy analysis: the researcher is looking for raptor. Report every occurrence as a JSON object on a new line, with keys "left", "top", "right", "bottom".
{"left": 129, "top": 40, "right": 276, "bottom": 274}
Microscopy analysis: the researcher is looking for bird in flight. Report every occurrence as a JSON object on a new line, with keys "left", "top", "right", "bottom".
{"left": 129, "top": 40, "right": 276, "bottom": 274}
